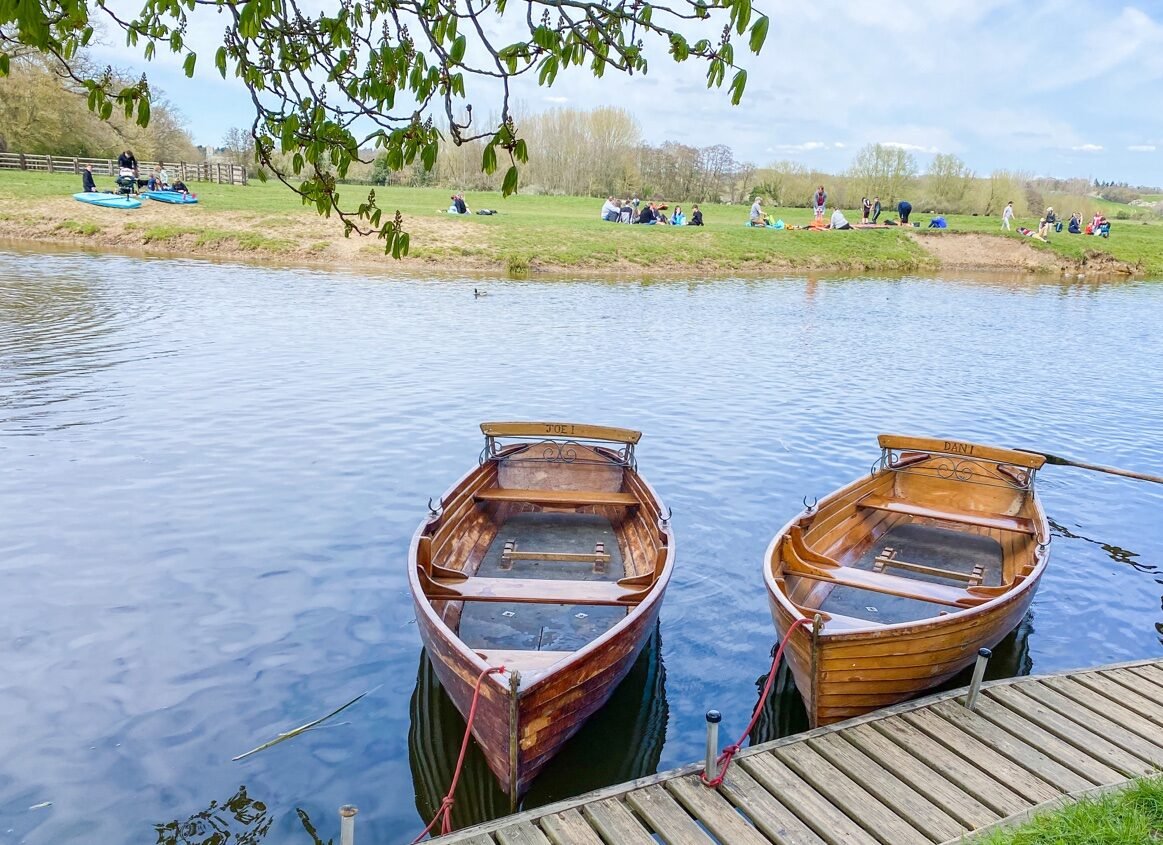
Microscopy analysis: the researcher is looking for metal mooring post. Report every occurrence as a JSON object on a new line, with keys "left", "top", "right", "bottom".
{"left": 964, "top": 648, "right": 992, "bottom": 712}
{"left": 704, "top": 710, "right": 722, "bottom": 781}
{"left": 339, "top": 804, "right": 358, "bottom": 845}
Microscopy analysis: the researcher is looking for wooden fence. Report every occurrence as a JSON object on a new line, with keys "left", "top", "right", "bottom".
{"left": 0, "top": 152, "right": 248, "bottom": 185}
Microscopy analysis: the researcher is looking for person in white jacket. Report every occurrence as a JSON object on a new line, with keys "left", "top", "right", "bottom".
{"left": 1002, "top": 201, "right": 1015, "bottom": 230}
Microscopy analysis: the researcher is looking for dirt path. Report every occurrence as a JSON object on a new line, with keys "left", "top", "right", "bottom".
{"left": 910, "top": 231, "right": 1137, "bottom": 275}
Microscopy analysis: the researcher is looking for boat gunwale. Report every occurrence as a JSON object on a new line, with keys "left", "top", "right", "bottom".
{"left": 407, "top": 447, "right": 675, "bottom": 696}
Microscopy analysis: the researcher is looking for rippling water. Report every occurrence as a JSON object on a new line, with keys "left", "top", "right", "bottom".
{"left": 1, "top": 248, "right": 1161, "bottom": 843}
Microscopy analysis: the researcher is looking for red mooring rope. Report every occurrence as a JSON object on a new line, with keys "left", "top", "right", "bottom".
{"left": 700, "top": 616, "right": 811, "bottom": 788}
{"left": 412, "top": 665, "right": 506, "bottom": 842}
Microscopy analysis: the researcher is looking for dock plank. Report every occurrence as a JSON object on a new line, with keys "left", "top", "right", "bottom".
{"left": 741, "top": 752, "right": 882, "bottom": 845}
{"left": 840, "top": 722, "right": 999, "bottom": 829}
{"left": 452, "top": 836, "right": 496, "bottom": 845}
{"left": 580, "top": 799, "right": 656, "bottom": 845}
{"left": 1124, "top": 663, "right": 1163, "bottom": 692}
{"left": 1015, "top": 682, "right": 1163, "bottom": 768}
{"left": 807, "top": 732, "right": 967, "bottom": 842}
{"left": 929, "top": 701, "right": 1091, "bottom": 794}
{"left": 717, "top": 765, "right": 829, "bottom": 845}
{"left": 666, "top": 775, "right": 770, "bottom": 845}
{"left": 900, "top": 709, "right": 1062, "bottom": 804}
{"left": 1089, "top": 671, "right": 1163, "bottom": 726}
{"left": 539, "top": 809, "right": 604, "bottom": 845}
{"left": 873, "top": 717, "right": 1031, "bottom": 817}
{"left": 940, "top": 698, "right": 1116, "bottom": 788}
{"left": 1045, "top": 676, "right": 1163, "bottom": 738}
{"left": 985, "top": 686, "right": 1155, "bottom": 778}
{"left": 772, "top": 742, "right": 930, "bottom": 845}
{"left": 625, "top": 784, "right": 714, "bottom": 845}
{"left": 495, "top": 823, "right": 552, "bottom": 845}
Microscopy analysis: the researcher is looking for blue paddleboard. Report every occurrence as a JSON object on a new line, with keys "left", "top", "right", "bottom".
{"left": 73, "top": 192, "right": 142, "bottom": 209}
{"left": 141, "top": 190, "right": 198, "bottom": 204}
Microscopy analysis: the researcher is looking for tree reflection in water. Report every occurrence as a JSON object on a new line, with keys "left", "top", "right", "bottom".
{"left": 154, "top": 786, "right": 273, "bottom": 845}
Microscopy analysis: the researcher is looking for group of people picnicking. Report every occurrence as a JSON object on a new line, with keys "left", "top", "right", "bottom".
{"left": 81, "top": 149, "right": 190, "bottom": 195}
{"left": 747, "top": 185, "right": 916, "bottom": 230}
{"left": 600, "top": 196, "right": 704, "bottom": 226}
{"left": 1003, "top": 201, "right": 1111, "bottom": 241}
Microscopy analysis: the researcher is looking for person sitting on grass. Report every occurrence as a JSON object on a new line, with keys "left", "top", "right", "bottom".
{"left": 601, "top": 196, "right": 620, "bottom": 222}
{"left": 928, "top": 214, "right": 947, "bottom": 229}
{"left": 454, "top": 193, "right": 468, "bottom": 214}
{"left": 690, "top": 204, "right": 704, "bottom": 226}
{"left": 171, "top": 180, "right": 190, "bottom": 194}
{"left": 671, "top": 205, "right": 686, "bottom": 226}
{"left": 1068, "top": 212, "right": 1082, "bottom": 234}
{"left": 749, "top": 196, "right": 765, "bottom": 227}
{"left": 830, "top": 207, "right": 852, "bottom": 230}
{"left": 81, "top": 164, "right": 98, "bottom": 193}
{"left": 620, "top": 201, "right": 633, "bottom": 223}
{"left": 636, "top": 202, "right": 657, "bottom": 225}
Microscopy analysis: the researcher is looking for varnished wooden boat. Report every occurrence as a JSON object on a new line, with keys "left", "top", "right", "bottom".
{"left": 409, "top": 422, "right": 674, "bottom": 801}
{"left": 764, "top": 434, "right": 1050, "bottom": 727}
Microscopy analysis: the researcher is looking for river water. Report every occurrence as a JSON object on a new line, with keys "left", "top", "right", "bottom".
{"left": 1, "top": 246, "right": 1160, "bottom": 844}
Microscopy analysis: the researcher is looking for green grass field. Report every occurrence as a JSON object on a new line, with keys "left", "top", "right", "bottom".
{"left": 973, "top": 778, "right": 1163, "bottom": 844}
{"left": 3, "top": 169, "right": 1162, "bottom": 276}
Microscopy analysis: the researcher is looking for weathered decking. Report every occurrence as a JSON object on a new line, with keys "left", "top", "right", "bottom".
{"left": 430, "top": 656, "right": 1163, "bottom": 845}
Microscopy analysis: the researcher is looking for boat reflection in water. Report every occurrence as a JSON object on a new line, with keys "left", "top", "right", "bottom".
{"left": 410, "top": 625, "right": 668, "bottom": 832}
{"left": 749, "top": 611, "right": 1034, "bottom": 746}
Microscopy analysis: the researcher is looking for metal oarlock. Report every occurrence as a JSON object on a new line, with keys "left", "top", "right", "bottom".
{"left": 964, "top": 648, "right": 992, "bottom": 712}
{"left": 704, "top": 710, "right": 722, "bottom": 781}
{"left": 339, "top": 804, "right": 358, "bottom": 845}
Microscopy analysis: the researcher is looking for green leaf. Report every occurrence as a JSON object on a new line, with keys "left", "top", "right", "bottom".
{"left": 728, "top": 68, "right": 747, "bottom": 106}
{"left": 748, "top": 15, "right": 769, "bottom": 54}
{"left": 183, "top": 52, "right": 197, "bottom": 77}
{"left": 501, "top": 165, "right": 518, "bottom": 196}
{"left": 136, "top": 98, "right": 151, "bottom": 127}
{"left": 214, "top": 46, "right": 227, "bottom": 77}
{"left": 450, "top": 35, "right": 465, "bottom": 63}
{"left": 481, "top": 143, "right": 497, "bottom": 175}
{"left": 0, "top": 54, "right": 9, "bottom": 76}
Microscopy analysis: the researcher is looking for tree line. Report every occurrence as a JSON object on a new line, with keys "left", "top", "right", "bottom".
{"left": 0, "top": 54, "right": 200, "bottom": 161}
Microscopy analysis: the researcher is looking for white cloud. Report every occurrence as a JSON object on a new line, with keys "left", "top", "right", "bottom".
{"left": 543, "top": 96, "right": 568, "bottom": 104}
{"left": 772, "top": 141, "right": 828, "bottom": 151}
{"left": 1128, "top": 144, "right": 1157, "bottom": 152}
{"left": 881, "top": 141, "right": 940, "bottom": 154}
{"left": 1070, "top": 144, "right": 1104, "bottom": 152}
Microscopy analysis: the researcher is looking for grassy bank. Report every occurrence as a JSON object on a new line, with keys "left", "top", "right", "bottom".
{"left": 971, "top": 778, "right": 1163, "bottom": 844}
{"left": 1, "top": 170, "right": 1160, "bottom": 276}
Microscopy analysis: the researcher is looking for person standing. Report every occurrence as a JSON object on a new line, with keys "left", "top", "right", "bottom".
{"left": 812, "top": 185, "right": 827, "bottom": 222}
{"left": 1002, "top": 200, "right": 1015, "bottom": 230}
{"left": 871, "top": 196, "right": 882, "bottom": 223}
{"left": 897, "top": 199, "right": 912, "bottom": 225}
{"left": 861, "top": 196, "right": 871, "bottom": 224}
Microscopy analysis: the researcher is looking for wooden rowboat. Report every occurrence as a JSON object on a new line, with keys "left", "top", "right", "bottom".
{"left": 764, "top": 434, "right": 1050, "bottom": 728}
{"left": 409, "top": 422, "right": 674, "bottom": 802}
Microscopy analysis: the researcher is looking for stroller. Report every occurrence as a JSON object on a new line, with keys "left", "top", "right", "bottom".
{"left": 116, "top": 168, "right": 137, "bottom": 196}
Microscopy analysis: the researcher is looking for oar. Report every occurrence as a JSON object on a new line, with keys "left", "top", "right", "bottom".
{"left": 1022, "top": 449, "right": 1163, "bottom": 485}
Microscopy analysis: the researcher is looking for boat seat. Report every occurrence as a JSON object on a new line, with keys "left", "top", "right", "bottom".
{"left": 795, "top": 606, "right": 885, "bottom": 631}
{"left": 856, "top": 493, "right": 1036, "bottom": 535}
{"left": 474, "top": 488, "right": 639, "bottom": 507}
{"left": 473, "top": 649, "right": 573, "bottom": 673}
{"left": 782, "top": 527, "right": 986, "bottom": 609}
{"left": 421, "top": 571, "right": 648, "bottom": 606}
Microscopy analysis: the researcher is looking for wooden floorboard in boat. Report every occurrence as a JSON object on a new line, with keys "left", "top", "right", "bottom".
{"left": 432, "top": 658, "right": 1163, "bottom": 845}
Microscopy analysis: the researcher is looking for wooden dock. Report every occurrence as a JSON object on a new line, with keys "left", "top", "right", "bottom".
{"left": 429, "top": 657, "right": 1163, "bottom": 845}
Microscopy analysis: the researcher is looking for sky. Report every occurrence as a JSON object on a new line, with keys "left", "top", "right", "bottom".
{"left": 87, "top": 0, "right": 1163, "bottom": 186}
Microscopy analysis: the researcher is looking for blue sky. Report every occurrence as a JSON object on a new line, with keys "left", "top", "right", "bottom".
{"left": 90, "top": 1, "right": 1163, "bottom": 186}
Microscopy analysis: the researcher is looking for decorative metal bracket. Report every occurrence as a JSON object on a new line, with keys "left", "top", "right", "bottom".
{"left": 802, "top": 495, "right": 818, "bottom": 514}
{"left": 658, "top": 506, "right": 673, "bottom": 529}
{"left": 479, "top": 433, "right": 636, "bottom": 470}
{"left": 427, "top": 497, "right": 443, "bottom": 517}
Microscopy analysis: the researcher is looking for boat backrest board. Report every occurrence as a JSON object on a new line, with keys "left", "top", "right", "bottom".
{"left": 878, "top": 434, "right": 1046, "bottom": 469}
{"left": 481, "top": 422, "right": 642, "bottom": 445}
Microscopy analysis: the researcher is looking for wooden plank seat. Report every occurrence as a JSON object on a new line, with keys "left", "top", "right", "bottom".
{"left": 420, "top": 570, "right": 649, "bottom": 606}
{"left": 782, "top": 527, "right": 986, "bottom": 609}
{"left": 802, "top": 608, "right": 886, "bottom": 631}
{"left": 473, "top": 649, "right": 574, "bottom": 673}
{"left": 857, "top": 493, "right": 1036, "bottom": 535}
{"left": 474, "top": 487, "right": 639, "bottom": 507}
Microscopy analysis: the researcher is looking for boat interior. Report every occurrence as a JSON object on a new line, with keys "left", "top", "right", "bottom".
{"left": 416, "top": 425, "right": 669, "bottom": 682}
{"left": 775, "top": 437, "right": 1047, "bottom": 630}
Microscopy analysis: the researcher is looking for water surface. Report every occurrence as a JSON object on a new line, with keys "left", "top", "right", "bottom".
{"left": 1, "top": 249, "right": 1160, "bottom": 843}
